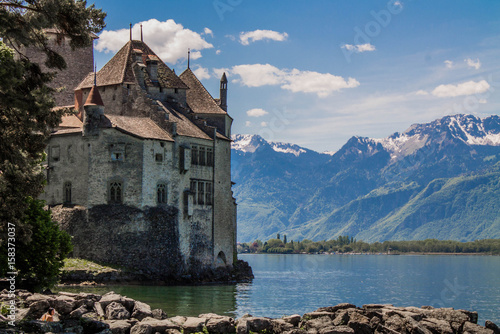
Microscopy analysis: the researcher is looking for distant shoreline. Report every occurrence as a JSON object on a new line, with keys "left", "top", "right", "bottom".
{"left": 239, "top": 251, "right": 500, "bottom": 256}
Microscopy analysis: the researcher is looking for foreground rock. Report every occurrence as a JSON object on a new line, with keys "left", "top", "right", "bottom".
{"left": 0, "top": 290, "right": 498, "bottom": 334}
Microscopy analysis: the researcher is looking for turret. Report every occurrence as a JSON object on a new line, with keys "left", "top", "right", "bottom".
{"left": 83, "top": 84, "right": 105, "bottom": 136}
{"left": 220, "top": 72, "right": 228, "bottom": 112}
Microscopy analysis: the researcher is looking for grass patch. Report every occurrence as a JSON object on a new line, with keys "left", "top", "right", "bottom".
{"left": 62, "top": 258, "right": 126, "bottom": 273}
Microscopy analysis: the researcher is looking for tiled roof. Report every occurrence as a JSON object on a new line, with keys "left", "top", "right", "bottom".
{"left": 85, "top": 85, "right": 104, "bottom": 106}
{"left": 51, "top": 128, "right": 82, "bottom": 136}
{"left": 76, "top": 40, "right": 188, "bottom": 90}
{"left": 106, "top": 115, "right": 174, "bottom": 142}
{"left": 157, "top": 101, "right": 212, "bottom": 141}
{"left": 179, "top": 68, "right": 227, "bottom": 115}
{"left": 59, "top": 114, "right": 82, "bottom": 128}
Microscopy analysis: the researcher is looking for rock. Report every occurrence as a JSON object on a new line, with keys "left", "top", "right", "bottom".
{"left": 69, "top": 305, "right": 89, "bottom": 319}
{"left": 383, "top": 314, "right": 405, "bottom": 333}
{"left": 62, "top": 319, "right": 84, "bottom": 334}
{"left": 26, "top": 299, "right": 50, "bottom": 319}
{"left": 420, "top": 318, "right": 454, "bottom": 334}
{"left": 199, "top": 314, "right": 236, "bottom": 333}
{"left": 463, "top": 321, "right": 495, "bottom": 334}
{"left": 303, "top": 312, "right": 336, "bottom": 320}
{"left": 304, "top": 316, "right": 334, "bottom": 331}
{"left": 104, "top": 320, "right": 133, "bottom": 334}
{"left": 131, "top": 301, "right": 153, "bottom": 321}
{"left": 100, "top": 292, "right": 135, "bottom": 311}
{"left": 83, "top": 312, "right": 100, "bottom": 321}
{"left": 79, "top": 317, "right": 110, "bottom": 334}
{"left": 362, "top": 304, "right": 394, "bottom": 309}
{"left": 131, "top": 323, "right": 152, "bottom": 334}
{"left": 151, "top": 308, "right": 167, "bottom": 320}
{"left": 18, "top": 320, "right": 63, "bottom": 333}
{"left": 460, "top": 309, "right": 480, "bottom": 324}
{"left": 106, "top": 302, "right": 131, "bottom": 320}
{"left": 25, "top": 293, "right": 54, "bottom": 306}
{"left": 283, "top": 314, "right": 302, "bottom": 327}
{"left": 272, "top": 319, "right": 295, "bottom": 333}
{"left": 182, "top": 316, "right": 207, "bottom": 334}
{"left": 485, "top": 321, "right": 500, "bottom": 334}
{"left": 319, "top": 326, "right": 354, "bottom": 334}
{"left": 139, "top": 318, "right": 180, "bottom": 332}
{"left": 429, "top": 308, "right": 469, "bottom": 325}
{"left": 332, "top": 311, "right": 349, "bottom": 327}
{"left": 95, "top": 301, "right": 106, "bottom": 318}
{"left": 375, "top": 324, "right": 401, "bottom": 334}
{"left": 317, "top": 304, "right": 357, "bottom": 313}
{"left": 168, "top": 316, "right": 187, "bottom": 326}
{"left": 347, "top": 321, "right": 371, "bottom": 334}
{"left": 54, "top": 295, "right": 76, "bottom": 315}
{"left": 237, "top": 316, "right": 273, "bottom": 334}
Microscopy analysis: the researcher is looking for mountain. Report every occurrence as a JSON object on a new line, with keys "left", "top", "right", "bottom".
{"left": 231, "top": 114, "right": 500, "bottom": 243}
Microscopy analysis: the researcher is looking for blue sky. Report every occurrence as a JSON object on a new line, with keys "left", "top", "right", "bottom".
{"left": 91, "top": 0, "right": 500, "bottom": 152}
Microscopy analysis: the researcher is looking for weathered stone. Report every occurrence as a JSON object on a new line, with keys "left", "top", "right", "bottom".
{"left": 272, "top": 318, "right": 295, "bottom": 333}
{"left": 283, "top": 329, "right": 308, "bottom": 334}
{"left": 347, "top": 321, "right": 372, "bottom": 334}
{"left": 168, "top": 316, "right": 187, "bottom": 326}
{"left": 100, "top": 292, "right": 135, "bottom": 312}
{"left": 383, "top": 314, "right": 405, "bottom": 333}
{"left": 106, "top": 302, "right": 131, "bottom": 320}
{"left": 95, "top": 302, "right": 106, "bottom": 318}
{"left": 182, "top": 316, "right": 207, "bottom": 334}
{"left": 165, "top": 330, "right": 183, "bottom": 334}
{"left": 305, "top": 316, "right": 334, "bottom": 331}
{"left": 82, "top": 312, "right": 100, "bottom": 321}
{"left": 151, "top": 308, "right": 167, "bottom": 320}
{"left": 420, "top": 318, "right": 454, "bottom": 334}
{"left": 375, "top": 324, "right": 400, "bottom": 334}
{"left": 460, "top": 309, "right": 480, "bottom": 324}
{"left": 283, "top": 314, "right": 302, "bottom": 327}
{"left": 104, "top": 320, "right": 133, "bottom": 334}
{"left": 18, "top": 320, "right": 63, "bottom": 333}
{"left": 80, "top": 317, "right": 110, "bottom": 334}
{"left": 332, "top": 311, "right": 349, "bottom": 327}
{"left": 25, "top": 293, "right": 54, "bottom": 306}
{"left": 26, "top": 299, "right": 50, "bottom": 319}
{"left": 130, "top": 323, "right": 152, "bottom": 334}
{"left": 139, "top": 318, "right": 180, "bottom": 332}
{"left": 319, "top": 326, "right": 354, "bottom": 334}
{"left": 369, "top": 316, "right": 381, "bottom": 329}
{"left": 304, "top": 312, "right": 336, "bottom": 320}
{"left": 429, "top": 308, "right": 469, "bottom": 325}
{"left": 463, "top": 321, "right": 495, "bottom": 334}
{"left": 363, "top": 304, "right": 394, "bottom": 309}
{"left": 54, "top": 295, "right": 76, "bottom": 315}
{"left": 69, "top": 305, "right": 89, "bottom": 319}
{"left": 485, "top": 321, "right": 500, "bottom": 334}
{"left": 200, "top": 314, "right": 235, "bottom": 333}
{"left": 131, "top": 301, "right": 153, "bottom": 321}
{"left": 317, "top": 304, "right": 356, "bottom": 313}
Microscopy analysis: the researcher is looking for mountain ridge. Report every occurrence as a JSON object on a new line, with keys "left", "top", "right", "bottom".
{"left": 231, "top": 114, "right": 500, "bottom": 243}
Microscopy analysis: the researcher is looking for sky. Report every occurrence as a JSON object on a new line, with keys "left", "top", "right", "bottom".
{"left": 91, "top": 0, "right": 500, "bottom": 152}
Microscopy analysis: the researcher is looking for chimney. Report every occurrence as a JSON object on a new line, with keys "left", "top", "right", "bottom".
{"left": 147, "top": 58, "right": 158, "bottom": 81}
{"left": 220, "top": 72, "right": 228, "bottom": 112}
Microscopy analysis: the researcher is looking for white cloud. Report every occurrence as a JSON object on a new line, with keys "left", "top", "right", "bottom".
{"left": 465, "top": 58, "right": 481, "bottom": 70}
{"left": 213, "top": 67, "right": 230, "bottom": 79}
{"left": 95, "top": 19, "right": 213, "bottom": 64}
{"left": 203, "top": 27, "right": 213, "bottom": 37}
{"left": 216, "top": 50, "right": 222, "bottom": 55}
{"left": 444, "top": 60, "right": 453, "bottom": 69}
{"left": 415, "top": 90, "right": 429, "bottom": 96}
{"left": 261, "top": 122, "right": 268, "bottom": 127}
{"left": 479, "top": 99, "right": 487, "bottom": 104}
{"left": 246, "top": 108, "right": 269, "bottom": 117}
{"left": 431, "top": 80, "right": 490, "bottom": 97}
{"left": 229, "top": 63, "right": 359, "bottom": 97}
{"left": 193, "top": 66, "right": 211, "bottom": 80}
{"left": 239, "top": 30, "right": 288, "bottom": 45}
{"left": 394, "top": 1, "right": 403, "bottom": 8}
{"left": 245, "top": 121, "right": 252, "bottom": 127}
{"left": 341, "top": 43, "right": 376, "bottom": 53}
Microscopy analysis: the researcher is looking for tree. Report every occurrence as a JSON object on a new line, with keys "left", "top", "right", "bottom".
{"left": 283, "top": 234, "right": 287, "bottom": 244}
{"left": 14, "top": 197, "right": 72, "bottom": 291}
{"left": 0, "top": 0, "right": 105, "bottom": 285}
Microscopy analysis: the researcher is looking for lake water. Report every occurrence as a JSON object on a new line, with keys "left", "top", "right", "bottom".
{"left": 58, "top": 254, "right": 500, "bottom": 325}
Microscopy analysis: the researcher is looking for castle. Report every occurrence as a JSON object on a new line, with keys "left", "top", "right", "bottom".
{"left": 39, "top": 30, "right": 237, "bottom": 280}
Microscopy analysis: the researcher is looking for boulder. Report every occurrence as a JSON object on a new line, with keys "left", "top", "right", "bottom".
{"left": 26, "top": 300, "right": 50, "bottom": 319}
{"left": 304, "top": 316, "right": 334, "bottom": 331}
{"left": 317, "top": 304, "right": 357, "bottom": 313}
{"left": 95, "top": 301, "right": 106, "bottom": 318}
{"left": 272, "top": 318, "right": 295, "bottom": 333}
{"left": 182, "top": 316, "right": 207, "bottom": 334}
{"left": 104, "top": 320, "right": 133, "bottom": 334}
{"left": 131, "top": 301, "right": 153, "bottom": 321}
{"left": 25, "top": 293, "right": 54, "bottom": 306}
{"left": 79, "top": 317, "right": 110, "bottom": 334}
{"left": 69, "top": 305, "right": 89, "bottom": 319}
{"left": 151, "top": 308, "right": 167, "bottom": 320}
{"left": 319, "top": 326, "right": 354, "bottom": 334}
{"left": 332, "top": 311, "right": 349, "bottom": 327}
{"left": 237, "top": 316, "right": 273, "bottom": 334}
{"left": 485, "top": 321, "right": 500, "bottom": 334}
{"left": 303, "top": 312, "right": 336, "bottom": 320}
{"left": 283, "top": 314, "right": 302, "bottom": 327}
{"left": 168, "top": 316, "right": 187, "bottom": 326}
{"left": 463, "top": 321, "right": 495, "bottom": 334}
{"left": 100, "top": 292, "right": 135, "bottom": 311}
{"left": 130, "top": 322, "right": 152, "bottom": 334}
{"left": 106, "top": 302, "right": 131, "bottom": 320}
{"left": 420, "top": 318, "right": 454, "bottom": 334}
{"left": 54, "top": 295, "right": 76, "bottom": 315}
{"left": 200, "top": 314, "right": 236, "bottom": 333}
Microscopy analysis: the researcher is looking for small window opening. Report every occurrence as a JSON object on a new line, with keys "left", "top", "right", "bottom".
{"left": 63, "top": 182, "right": 72, "bottom": 204}
{"left": 155, "top": 153, "right": 163, "bottom": 162}
{"left": 109, "top": 182, "right": 123, "bottom": 204}
{"left": 157, "top": 184, "right": 167, "bottom": 204}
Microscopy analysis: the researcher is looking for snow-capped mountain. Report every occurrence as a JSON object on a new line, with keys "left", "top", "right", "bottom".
{"left": 231, "top": 114, "right": 500, "bottom": 243}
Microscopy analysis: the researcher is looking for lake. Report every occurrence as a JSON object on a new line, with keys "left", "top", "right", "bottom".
{"left": 58, "top": 254, "right": 500, "bottom": 325}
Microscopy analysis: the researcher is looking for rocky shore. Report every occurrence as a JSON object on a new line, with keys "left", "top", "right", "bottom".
{"left": 1, "top": 289, "right": 499, "bottom": 334}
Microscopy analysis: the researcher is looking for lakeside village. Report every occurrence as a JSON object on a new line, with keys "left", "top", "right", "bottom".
{"left": 237, "top": 235, "right": 500, "bottom": 255}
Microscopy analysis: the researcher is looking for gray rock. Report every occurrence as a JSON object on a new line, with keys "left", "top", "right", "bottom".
{"left": 332, "top": 311, "right": 349, "bottom": 327}
{"left": 272, "top": 319, "right": 295, "bottom": 333}
{"left": 106, "top": 302, "right": 131, "bottom": 320}
{"left": 54, "top": 295, "right": 76, "bottom": 315}
{"left": 131, "top": 301, "right": 153, "bottom": 321}
{"left": 319, "top": 326, "right": 354, "bottom": 334}
{"left": 304, "top": 316, "right": 334, "bottom": 331}
{"left": 420, "top": 318, "right": 454, "bottom": 334}
{"left": 140, "top": 318, "right": 180, "bottom": 332}
{"left": 182, "top": 316, "right": 207, "bottom": 334}
{"left": 237, "top": 316, "right": 273, "bottom": 334}
{"left": 317, "top": 304, "right": 357, "bottom": 313}
{"left": 104, "top": 320, "right": 133, "bottom": 334}
{"left": 69, "top": 305, "right": 89, "bottom": 319}
{"left": 25, "top": 293, "right": 54, "bottom": 306}
{"left": 375, "top": 324, "right": 401, "bottom": 334}
{"left": 303, "top": 312, "right": 336, "bottom": 320}
{"left": 168, "top": 316, "right": 187, "bottom": 326}
{"left": 95, "top": 302, "right": 106, "bottom": 318}
{"left": 460, "top": 309, "right": 480, "bottom": 324}
{"left": 26, "top": 300, "right": 50, "bottom": 319}
{"left": 151, "top": 308, "right": 167, "bottom": 320}
{"left": 130, "top": 323, "right": 152, "bottom": 334}
{"left": 100, "top": 292, "right": 135, "bottom": 312}
{"left": 200, "top": 314, "right": 235, "bottom": 333}
{"left": 283, "top": 314, "right": 302, "bottom": 327}
{"left": 463, "top": 321, "right": 495, "bottom": 334}
{"left": 79, "top": 317, "right": 110, "bottom": 333}
{"left": 485, "top": 321, "right": 500, "bottom": 334}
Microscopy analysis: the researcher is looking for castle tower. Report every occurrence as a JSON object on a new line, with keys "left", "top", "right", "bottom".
{"left": 220, "top": 72, "right": 228, "bottom": 112}
{"left": 82, "top": 84, "right": 104, "bottom": 136}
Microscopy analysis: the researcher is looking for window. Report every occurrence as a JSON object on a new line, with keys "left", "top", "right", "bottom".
{"left": 207, "top": 148, "right": 214, "bottom": 167}
{"left": 197, "top": 182, "right": 205, "bottom": 205}
{"left": 205, "top": 182, "right": 213, "bottom": 205}
{"left": 199, "top": 147, "right": 206, "bottom": 166}
{"left": 190, "top": 180, "right": 197, "bottom": 205}
{"left": 157, "top": 184, "right": 167, "bottom": 204}
{"left": 175, "top": 88, "right": 179, "bottom": 94}
{"left": 111, "top": 152, "right": 123, "bottom": 161}
{"left": 51, "top": 146, "right": 60, "bottom": 162}
{"left": 63, "top": 182, "right": 72, "bottom": 204}
{"left": 155, "top": 153, "right": 163, "bottom": 162}
{"left": 191, "top": 146, "right": 198, "bottom": 165}
{"left": 109, "top": 182, "right": 122, "bottom": 204}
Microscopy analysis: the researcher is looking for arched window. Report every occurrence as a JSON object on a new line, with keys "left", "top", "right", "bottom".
{"left": 109, "top": 181, "right": 122, "bottom": 204}
{"left": 63, "top": 182, "right": 72, "bottom": 204}
{"left": 157, "top": 183, "right": 167, "bottom": 204}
